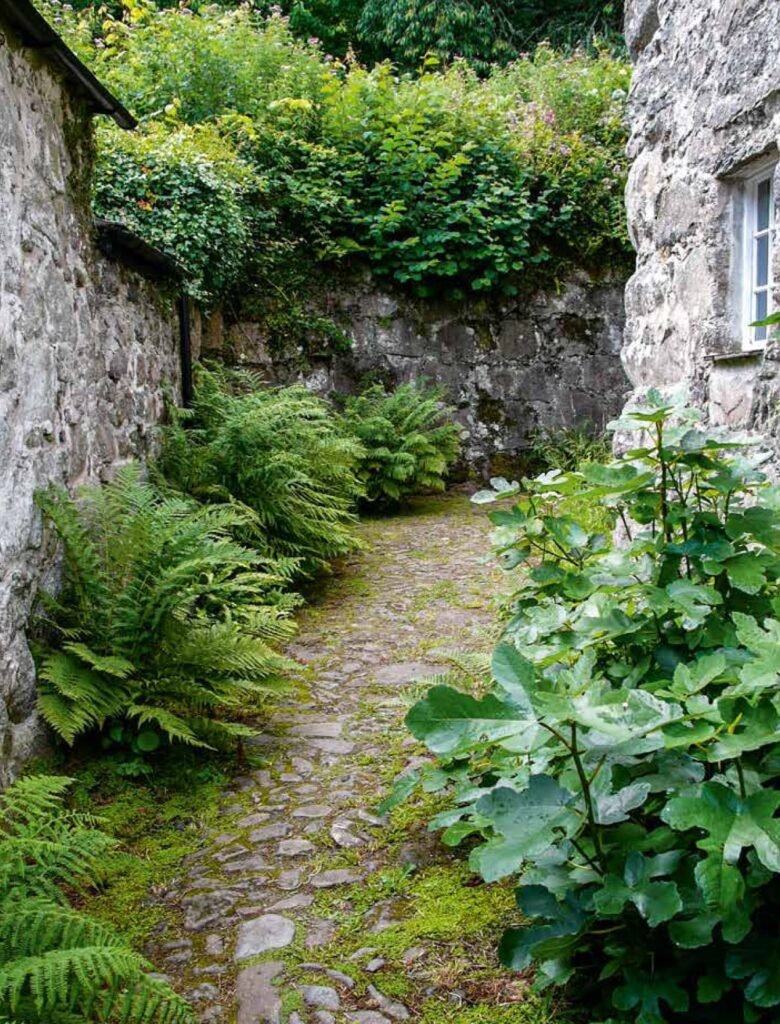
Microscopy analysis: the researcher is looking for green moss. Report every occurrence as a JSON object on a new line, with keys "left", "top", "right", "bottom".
{"left": 409, "top": 579, "right": 461, "bottom": 613}
{"left": 476, "top": 391, "right": 512, "bottom": 428}
{"left": 63, "top": 750, "right": 229, "bottom": 948}
{"left": 419, "top": 995, "right": 558, "bottom": 1023}
{"left": 374, "top": 864, "right": 516, "bottom": 953}
{"left": 279, "top": 988, "right": 305, "bottom": 1019}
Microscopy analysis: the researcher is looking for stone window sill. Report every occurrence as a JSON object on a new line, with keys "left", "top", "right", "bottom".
{"left": 710, "top": 347, "right": 765, "bottom": 364}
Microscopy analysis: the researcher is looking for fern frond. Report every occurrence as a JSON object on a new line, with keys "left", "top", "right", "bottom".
{"left": 33, "top": 461, "right": 297, "bottom": 751}
{"left": 0, "top": 777, "right": 195, "bottom": 1024}
{"left": 158, "top": 365, "right": 365, "bottom": 573}
{"left": 341, "top": 380, "right": 460, "bottom": 506}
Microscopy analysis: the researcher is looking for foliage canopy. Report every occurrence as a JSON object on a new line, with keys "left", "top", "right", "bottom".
{"left": 43, "top": 1, "right": 630, "bottom": 313}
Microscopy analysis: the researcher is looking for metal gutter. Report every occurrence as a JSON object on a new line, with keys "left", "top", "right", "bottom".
{"left": 95, "top": 219, "right": 181, "bottom": 281}
{"left": 0, "top": 0, "right": 137, "bottom": 128}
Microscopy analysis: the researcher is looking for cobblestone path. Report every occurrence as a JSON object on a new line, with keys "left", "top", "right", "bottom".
{"left": 151, "top": 494, "right": 549, "bottom": 1024}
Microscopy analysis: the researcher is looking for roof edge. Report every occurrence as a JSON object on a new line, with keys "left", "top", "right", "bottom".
{"left": 95, "top": 219, "right": 181, "bottom": 281}
{"left": 1, "top": 0, "right": 137, "bottom": 129}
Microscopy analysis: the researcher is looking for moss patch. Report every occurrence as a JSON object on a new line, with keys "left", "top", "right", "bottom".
{"left": 61, "top": 750, "right": 232, "bottom": 949}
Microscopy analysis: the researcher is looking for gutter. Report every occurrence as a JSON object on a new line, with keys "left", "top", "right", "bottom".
{"left": 0, "top": 0, "right": 137, "bottom": 128}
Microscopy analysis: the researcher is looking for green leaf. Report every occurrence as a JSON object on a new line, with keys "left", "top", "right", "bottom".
{"left": 664, "top": 781, "right": 780, "bottom": 870}
{"left": 669, "top": 911, "right": 719, "bottom": 948}
{"left": 491, "top": 643, "right": 535, "bottom": 706}
{"left": 665, "top": 579, "right": 722, "bottom": 629}
{"left": 405, "top": 686, "right": 539, "bottom": 757}
{"left": 696, "top": 969, "right": 732, "bottom": 1004}
{"left": 723, "top": 553, "right": 768, "bottom": 595}
{"left": 593, "top": 782, "right": 651, "bottom": 825}
{"left": 593, "top": 853, "right": 682, "bottom": 927}
{"left": 612, "top": 969, "right": 689, "bottom": 1023}
{"left": 498, "top": 887, "right": 587, "bottom": 971}
{"left": 669, "top": 653, "right": 727, "bottom": 697}
{"left": 378, "top": 771, "right": 419, "bottom": 814}
{"left": 471, "top": 777, "right": 579, "bottom": 882}
{"left": 726, "top": 941, "right": 780, "bottom": 1008}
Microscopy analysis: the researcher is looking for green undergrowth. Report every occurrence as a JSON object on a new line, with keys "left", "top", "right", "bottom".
{"left": 46, "top": 748, "right": 237, "bottom": 949}
{"left": 418, "top": 998, "right": 559, "bottom": 1024}
{"left": 300, "top": 859, "right": 557, "bottom": 1020}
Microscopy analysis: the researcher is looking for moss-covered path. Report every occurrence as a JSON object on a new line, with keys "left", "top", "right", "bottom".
{"left": 153, "top": 494, "right": 554, "bottom": 1024}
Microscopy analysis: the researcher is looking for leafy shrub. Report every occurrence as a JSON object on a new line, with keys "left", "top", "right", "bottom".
{"left": 92, "top": 121, "right": 255, "bottom": 304}
{"left": 356, "top": 0, "right": 623, "bottom": 70}
{"left": 43, "top": 1, "right": 630, "bottom": 304}
{"left": 34, "top": 464, "right": 296, "bottom": 750}
{"left": 341, "top": 380, "right": 461, "bottom": 506}
{"left": 159, "top": 364, "right": 365, "bottom": 573}
{"left": 0, "top": 774, "right": 194, "bottom": 1023}
{"left": 397, "top": 392, "right": 780, "bottom": 1023}
{"left": 526, "top": 421, "right": 612, "bottom": 472}
{"left": 91, "top": 2, "right": 334, "bottom": 125}
{"left": 323, "top": 51, "right": 630, "bottom": 296}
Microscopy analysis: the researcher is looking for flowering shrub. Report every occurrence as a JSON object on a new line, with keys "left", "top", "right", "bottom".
{"left": 45, "top": 2, "right": 631, "bottom": 303}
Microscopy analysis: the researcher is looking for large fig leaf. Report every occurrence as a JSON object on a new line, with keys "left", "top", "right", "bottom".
{"left": 663, "top": 781, "right": 780, "bottom": 878}
{"left": 470, "top": 776, "right": 579, "bottom": 882}
{"left": 499, "top": 886, "right": 587, "bottom": 971}
{"left": 405, "top": 686, "right": 540, "bottom": 756}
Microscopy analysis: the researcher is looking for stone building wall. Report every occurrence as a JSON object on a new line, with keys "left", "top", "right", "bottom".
{"left": 0, "top": 24, "right": 180, "bottom": 782}
{"left": 215, "top": 272, "right": 629, "bottom": 475}
{"left": 623, "top": 0, "right": 780, "bottom": 433}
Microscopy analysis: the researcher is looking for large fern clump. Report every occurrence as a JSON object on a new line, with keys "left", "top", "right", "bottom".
{"left": 159, "top": 365, "right": 365, "bottom": 575}
{"left": 0, "top": 774, "right": 194, "bottom": 1024}
{"left": 340, "top": 380, "right": 461, "bottom": 507}
{"left": 34, "top": 464, "right": 298, "bottom": 750}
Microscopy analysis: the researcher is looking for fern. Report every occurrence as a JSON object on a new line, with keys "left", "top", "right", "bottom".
{"left": 340, "top": 379, "right": 461, "bottom": 507}
{"left": 33, "top": 465, "right": 297, "bottom": 750}
{"left": 0, "top": 776, "right": 195, "bottom": 1024}
{"left": 159, "top": 364, "right": 365, "bottom": 575}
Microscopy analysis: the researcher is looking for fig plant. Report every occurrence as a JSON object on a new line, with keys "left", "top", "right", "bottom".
{"left": 395, "top": 392, "right": 780, "bottom": 1022}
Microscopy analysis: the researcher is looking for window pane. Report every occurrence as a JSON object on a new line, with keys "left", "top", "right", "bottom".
{"left": 753, "top": 288, "right": 765, "bottom": 323}
{"left": 757, "top": 178, "right": 772, "bottom": 231}
{"left": 756, "top": 233, "right": 770, "bottom": 287}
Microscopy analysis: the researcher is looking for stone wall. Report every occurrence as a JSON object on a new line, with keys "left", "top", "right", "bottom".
{"left": 0, "top": 26, "right": 180, "bottom": 782}
{"left": 623, "top": 0, "right": 780, "bottom": 433}
{"left": 215, "top": 272, "right": 629, "bottom": 475}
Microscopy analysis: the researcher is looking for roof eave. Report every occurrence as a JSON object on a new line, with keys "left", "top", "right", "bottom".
{"left": 1, "top": 0, "right": 137, "bottom": 128}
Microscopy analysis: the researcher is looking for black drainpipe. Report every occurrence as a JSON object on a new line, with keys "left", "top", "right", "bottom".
{"left": 178, "top": 294, "right": 193, "bottom": 408}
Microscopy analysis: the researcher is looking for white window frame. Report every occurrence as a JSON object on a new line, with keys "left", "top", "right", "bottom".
{"left": 741, "top": 159, "right": 776, "bottom": 350}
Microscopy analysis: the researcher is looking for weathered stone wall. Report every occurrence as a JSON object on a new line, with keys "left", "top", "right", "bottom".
{"left": 214, "top": 272, "right": 629, "bottom": 475}
{"left": 0, "top": 27, "right": 180, "bottom": 782}
{"left": 623, "top": 0, "right": 780, "bottom": 433}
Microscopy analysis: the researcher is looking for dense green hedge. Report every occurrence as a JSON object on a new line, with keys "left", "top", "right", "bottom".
{"left": 63, "top": 0, "right": 623, "bottom": 72}
{"left": 45, "top": 2, "right": 630, "bottom": 310}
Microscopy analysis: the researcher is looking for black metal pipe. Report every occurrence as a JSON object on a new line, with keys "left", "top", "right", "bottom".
{"left": 178, "top": 294, "right": 193, "bottom": 408}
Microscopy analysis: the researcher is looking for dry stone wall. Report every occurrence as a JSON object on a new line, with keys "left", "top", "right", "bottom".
{"left": 0, "top": 27, "right": 180, "bottom": 782}
{"left": 215, "top": 273, "right": 629, "bottom": 475}
{"left": 623, "top": 0, "right": 780, "bottom": 434}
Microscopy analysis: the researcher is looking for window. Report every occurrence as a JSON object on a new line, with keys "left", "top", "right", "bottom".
{"left": 742, "top": 164, "right": 776, "bottom": 348}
